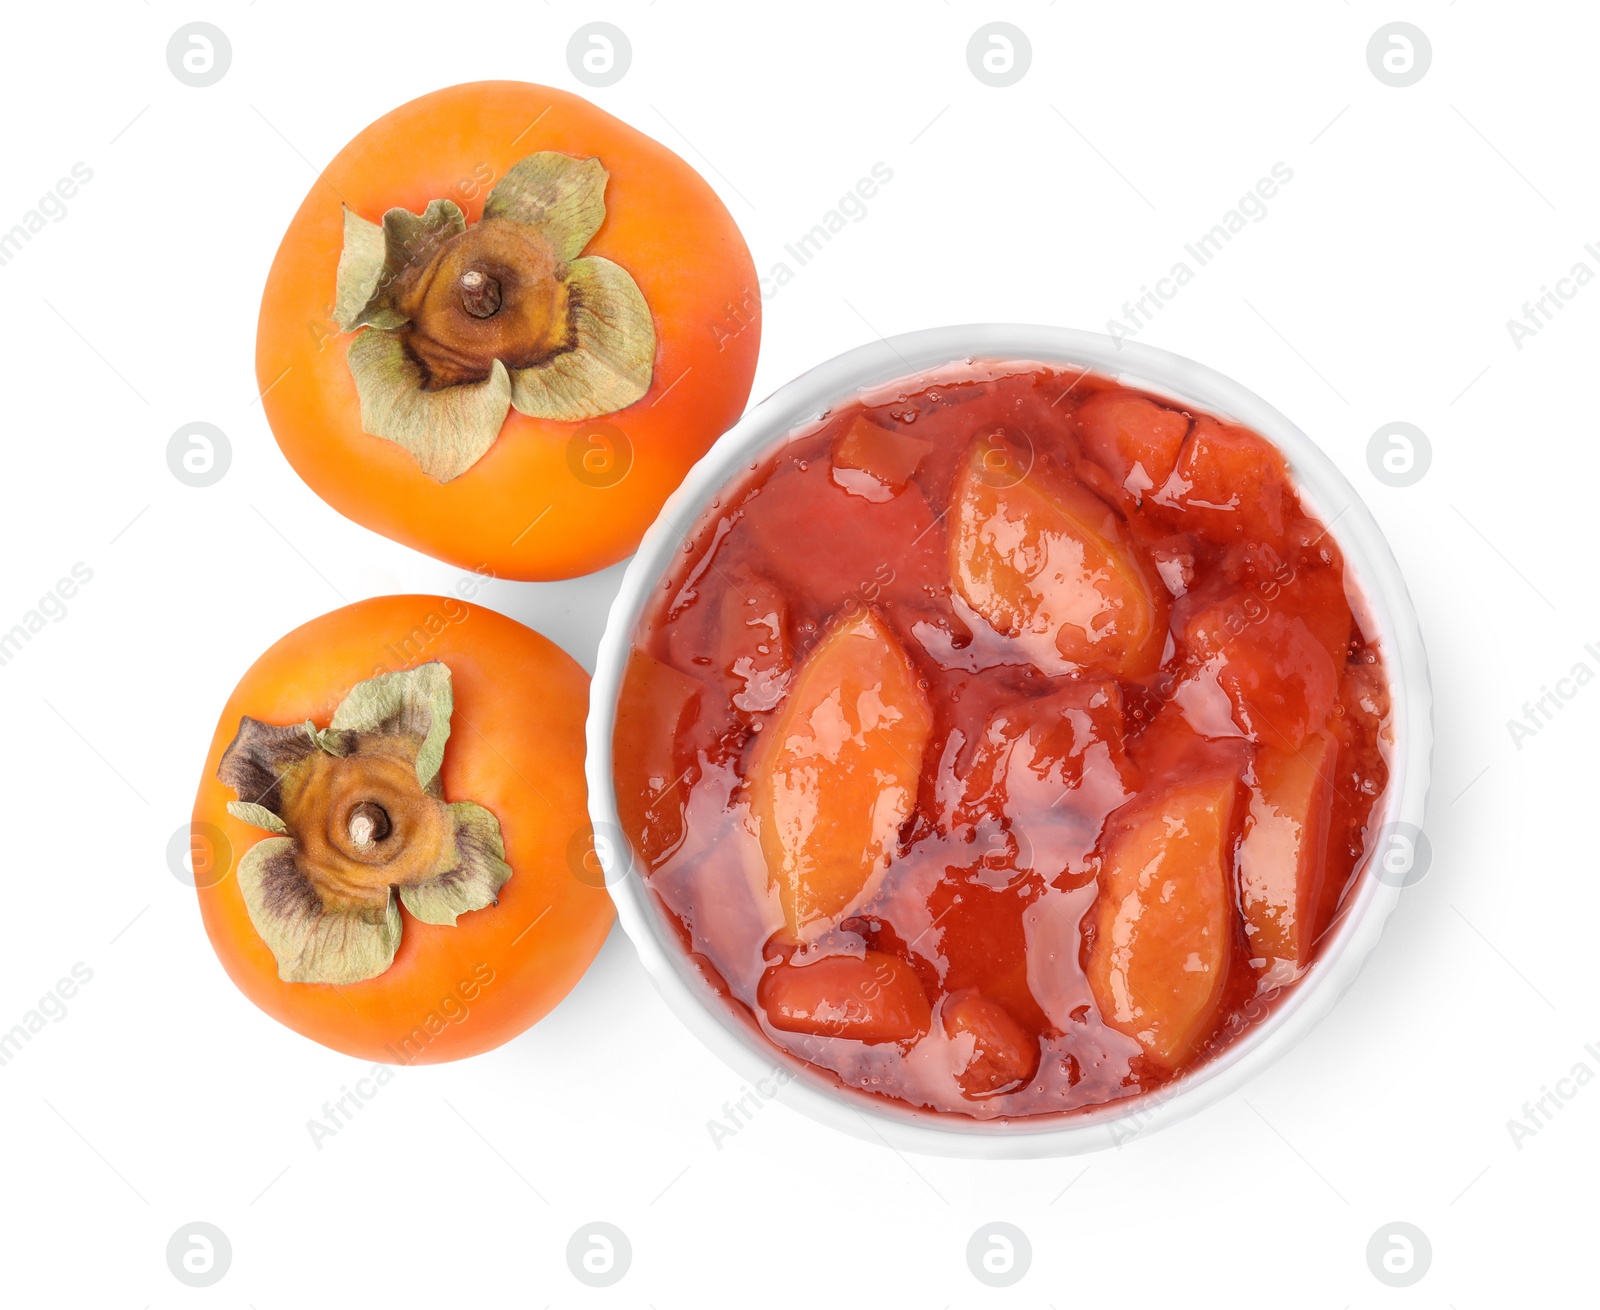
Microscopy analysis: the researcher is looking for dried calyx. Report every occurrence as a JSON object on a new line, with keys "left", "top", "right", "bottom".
{"left": 335, "top": 153, "right": 656, "bottom": 482}
{"left": 217, "top": 662, "right": 511, "bottom": 985}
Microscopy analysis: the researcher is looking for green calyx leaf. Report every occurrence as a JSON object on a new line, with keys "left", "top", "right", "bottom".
{"left": 214, "top": 660, "right": 515, "bottom": 987}
{"left": 333, "top": 208, "right": 387, "bottom": 332}
{"left": 348, "top": 330, "right": 513, "bottom": 483}
{"left": 303, "top": 720, "right": 350, "bottom": 756}
{"left": 226, "top": 800, "right": 288, "bottom": 834}
{"left": 336, "top": 199, "right": 467, "bottom": 332}
{"left": 509, "top": 256, "right": 655, "bottom": 421}
{"left": 216, "top": 717, "right": 318, "bottom": 821}
{"left": 335, "top": 151, "right": 654, "bottom": 481}
{"left": 329, "top": 661, "right": 454, "bottom": 790}
{"left": 483, "top": 153, "right": 608, "bottom": 261}
{"left": 399, "top": 801, "right": 513, "bottom": 926}
{"left": 236, "top": 838, "right": 403, "bottom": 985}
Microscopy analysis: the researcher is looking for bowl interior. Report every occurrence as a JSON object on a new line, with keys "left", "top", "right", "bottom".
{"left": 585, "top": 324, "right": 1432, "bottom": 1158}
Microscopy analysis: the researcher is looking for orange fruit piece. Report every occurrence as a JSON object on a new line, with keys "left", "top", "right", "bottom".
{"left": 1075, "top": 389, "right": 1191, "bottom": 495}
{"left": 613, "top": 648, "right": 707, "bottom": 868}
{"left": 716, "top": 572, "right": 792, "bottom": 715}
{"left": 1237, "top": 735, "right": 1336, "bottom": 973}
{"left": 831, "top": 414, "right": 933, "bottom": 495}
{"left": 758, "top": 950, "right": 932, "bottom": 1044}
{"left": 747, "top": 609, "right": 932, "bottom": 940}
{"left": 1158, "top": 416, "right": 1289, "bottom": 545}
{"left": 942, "top": 990, "right": 1039, "bottom": 1097}
{"left": 950, "top": 433, "right": 1166, "bottom": 677}
{"left": 1088, "top": 772, "right": 1240, "bottom": 1068}
{"left": 1183, "top": 595, "right": 1339, "bottom": 751}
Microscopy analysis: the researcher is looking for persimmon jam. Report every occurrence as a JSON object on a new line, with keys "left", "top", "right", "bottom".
{"left": 614, "top": 361, "right": 1392, "bottom": 1120}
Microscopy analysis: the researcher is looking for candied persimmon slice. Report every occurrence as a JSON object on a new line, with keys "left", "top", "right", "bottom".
{"left": 954, "top": 680, "right": 1129, "bottom": 812}
{"left": 950, "top": 680, "right": 1135, "bottom": 883}
{"left": 918, "top": 875, "right": 1051, "bottom": 1032}
{"left": 950, "top": 432, "right": 1167, "bottom": 677}
{"left": 1180, "top": 585, "right": 1339, "bottom": 749}
{"left": 613, "top": 649, "right": 707, "bottom": 866}
{"left": 744, "top": 458, "right": 943, "bottom": 609}
{"left": 942, "top": 990, "right": 1040, "bottom": 1097}
{"left": 1075, "top": 390, "right": 1190, "bottom": 496}
{"left": 1087, "top": 772, "right": 1240, "bottom": 1068}
{"left": 1238, "top": 735, "right": 1336, "bottom": 974}
{"left": 1158, "top": 416, "right": 1289, "bottom": 544}
{"left": 831, "top": 414, "right": 933, "bottom": 497}
{"left": 759, "top": 950, "right": 932, "bottom": 1044}
{"left": 717, "top": 572, "right": 791, "bottom": 714}
{"left": 666, "top": 566, "right": 792, "bottom": 715}
{"left": 1279, "top": 562, "right": 1353, "bottom": 667}
{"left": 747, "top": 608, "right": 933, "bottom": 940}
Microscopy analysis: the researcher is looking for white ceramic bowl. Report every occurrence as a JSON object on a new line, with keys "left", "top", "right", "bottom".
{"left": 585, "top": 325, "right": 1432, "bottom": 1158}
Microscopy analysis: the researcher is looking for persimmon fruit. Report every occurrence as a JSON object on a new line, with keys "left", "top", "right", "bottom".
{"left": 190, "top": 595, "right": 612, "bottom": 1063}
{"left": 257, "top": 81, "right": 761, "bottom": 581}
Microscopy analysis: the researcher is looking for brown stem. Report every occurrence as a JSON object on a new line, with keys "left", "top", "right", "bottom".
{"left": 347, "top": 802, "right": 392, "bottom": 848}
{"left": 459, "top": 270, "right": 502, "bottom": 319}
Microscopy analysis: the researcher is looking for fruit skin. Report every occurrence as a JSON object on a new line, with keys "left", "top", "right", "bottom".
{"left": 191, "top": 596, "right": 612, "bottom": 1063}
{"left": 257, "top": 82, "right": 760, "bottom": 581}
{"left": 1087, "top": 772, "right": 1240, "bottom": 1069}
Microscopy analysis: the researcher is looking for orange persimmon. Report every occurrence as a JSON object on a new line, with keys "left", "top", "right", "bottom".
{"left": 190, "top": 595, "right": 612, "bottom": 1062}
{"left": 257, "top": 81, "right": 760, "bottom": 581}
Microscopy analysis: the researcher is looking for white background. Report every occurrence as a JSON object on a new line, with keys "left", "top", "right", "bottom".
{"left": 0, "top": 1, "right": 1592, "bottom": 1304}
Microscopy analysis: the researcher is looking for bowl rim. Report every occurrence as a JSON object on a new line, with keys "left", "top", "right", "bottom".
{"left": 584, "top": 323, "right": 1433, "bottom": 1159}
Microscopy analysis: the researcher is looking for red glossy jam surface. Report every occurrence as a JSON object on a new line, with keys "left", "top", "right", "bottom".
{"left": 616, "top": 362, "right": 1392, "bottom": 1120}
